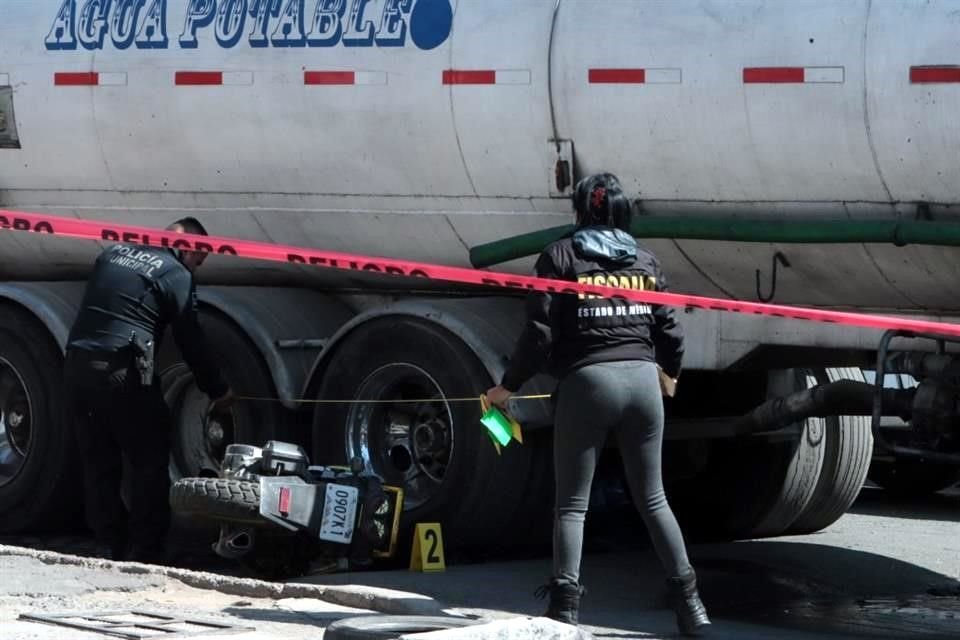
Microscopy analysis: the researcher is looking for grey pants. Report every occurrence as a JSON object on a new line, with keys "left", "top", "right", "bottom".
{"left": 552, "top": 360, "right": 692, "bottom": 584}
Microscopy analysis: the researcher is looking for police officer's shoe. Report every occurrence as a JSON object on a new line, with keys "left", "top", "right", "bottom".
{"left": 534, "top": 578, "right": 585, "bottom": 625}
{"left": 666, "top": 568, "right": 711, "bottom": 636}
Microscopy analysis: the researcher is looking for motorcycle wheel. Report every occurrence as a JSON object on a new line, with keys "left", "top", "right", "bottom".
{"left": 169, "top": 478, "right": 261, "bottom": 524}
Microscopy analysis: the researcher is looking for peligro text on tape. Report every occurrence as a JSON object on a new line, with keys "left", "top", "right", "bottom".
{"left": 3, "top": 208, "right": 960, "bottom": 338}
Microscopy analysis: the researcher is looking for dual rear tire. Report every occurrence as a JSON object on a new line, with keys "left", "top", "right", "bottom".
{"left": 670, "top": 367, "right": 873, "bottom": 540}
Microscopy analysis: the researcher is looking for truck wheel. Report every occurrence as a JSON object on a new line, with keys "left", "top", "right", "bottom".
{"left": 324, "top": 615, "right": 480, "bottom": 640}
{"left": 671, "top": 368, "right": 825, "bottom": 540}
{"left": 311, "top": 316, "right": 532, "bottom": 553}
{"left": 787, "top": 367, "right": 873, "bottom": 534}
{"left": 745, "top": 368, "right": 828, "bottom": 537}
{"left": 169, "top": 478, "right": 262, "bottom": 524}
{"left": 162, "top": 312, "right": 285, "bottom": 480}
{"left": 0, "top": 305, "right": 79, "bottom": 532}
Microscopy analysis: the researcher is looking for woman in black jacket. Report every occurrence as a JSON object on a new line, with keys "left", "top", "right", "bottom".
{"left": 486, "top": 173, "right": 710, "bottom": 636}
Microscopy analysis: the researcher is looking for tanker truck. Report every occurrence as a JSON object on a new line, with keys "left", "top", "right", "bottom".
{"left": 1, "top": 0, "right": 959, "bottom": 554}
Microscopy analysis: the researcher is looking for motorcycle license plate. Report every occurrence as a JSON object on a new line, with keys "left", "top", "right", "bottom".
{"left": 319, "top": 483, "right": 358, "bottom": 544}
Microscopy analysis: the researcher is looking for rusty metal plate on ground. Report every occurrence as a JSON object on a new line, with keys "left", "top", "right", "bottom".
{"left": 18, "top": 609, "right": 254, "bottom": 639}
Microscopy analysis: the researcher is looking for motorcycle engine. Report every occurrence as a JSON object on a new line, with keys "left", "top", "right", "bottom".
{"left": 261, "top": 440, "right": 310, "bottom": 476}
{"left": 221, "top": 444, "right": 263, "bottom": 479}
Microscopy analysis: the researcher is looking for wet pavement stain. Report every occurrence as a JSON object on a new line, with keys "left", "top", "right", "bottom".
{"left": 692, "top": 556, "right": 960, "bottom": 638}
{"left": 737, "top": 593, "right": 960, "bottom": 638}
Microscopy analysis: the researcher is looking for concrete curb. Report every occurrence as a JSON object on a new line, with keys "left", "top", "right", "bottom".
{"left": 0, "top": 544, "right": 444, "bottom": 616}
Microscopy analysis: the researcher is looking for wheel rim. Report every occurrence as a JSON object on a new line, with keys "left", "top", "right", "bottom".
{"left": 0, "top": 356, "right": 32, "bottom": 488}
{"left": 345, "top": 363, "right": 454, "bottom": 511}
{"left": 164, "top": 365, "right": 236, "bottom": 478}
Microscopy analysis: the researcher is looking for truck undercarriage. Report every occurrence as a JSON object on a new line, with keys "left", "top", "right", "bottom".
{"left": 0, "top": 279, "right": 957, "bottom": 560}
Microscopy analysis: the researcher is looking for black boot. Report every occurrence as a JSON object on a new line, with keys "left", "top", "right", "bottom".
{"left": 534, "top": 578, "right": 584, "bottom": 625}
{"left": 666, "top": 569, "right": 711, "bottom": 636}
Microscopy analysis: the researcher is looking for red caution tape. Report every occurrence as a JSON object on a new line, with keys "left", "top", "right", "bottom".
{"left": 3, "top": 208, "right": 960, "bottom": 338}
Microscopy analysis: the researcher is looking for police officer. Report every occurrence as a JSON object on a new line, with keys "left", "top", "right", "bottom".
{"left": 64, "top": 217, "right": 234, "bottom": 564}
{"left": 486, "top": 173, "right": 710, "bottom": 636}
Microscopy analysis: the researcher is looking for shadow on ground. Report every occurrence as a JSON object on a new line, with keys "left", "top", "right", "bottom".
{"left": 3, "top": 486, "right": 958, "bottom": 638}
{"left": 848, "top": 486, "right": 960, "bottom": 524}
{"left": 301, "top": 537, "right": 959, "bottom": 639}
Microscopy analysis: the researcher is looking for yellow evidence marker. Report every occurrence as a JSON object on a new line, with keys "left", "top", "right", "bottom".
{"left": 409, "top": 522, "right": 445, "bottom": 572}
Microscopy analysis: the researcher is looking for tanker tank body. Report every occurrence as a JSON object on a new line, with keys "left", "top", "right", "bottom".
{"left": 0, "top": 0, "right": 958, "bottom": 557}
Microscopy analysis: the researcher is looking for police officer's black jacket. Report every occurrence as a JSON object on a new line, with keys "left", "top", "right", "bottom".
{"left": 67, "top": 243, "right": 228, "bottom": 398}
{"left": 501, "top": 226, "right": 684, "bottom": 392}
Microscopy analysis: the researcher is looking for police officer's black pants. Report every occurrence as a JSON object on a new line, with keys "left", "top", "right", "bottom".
{"left": 64, "top": 359, "right": 172, "bottom": 560}
{"left": 552, "top": 360, "right": 692, "bottom": 585}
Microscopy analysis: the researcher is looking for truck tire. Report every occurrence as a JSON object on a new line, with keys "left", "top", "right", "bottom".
{"left": 324, "top": 615, "right": 480, "bottom": 640}
{"left": 311, "top": 316, "right": 533, "bottom": 554}
{"left": 670, "top": 368, "right": 825, "bottom": 540}
{"left": 787, "top": 367, "right": 873, "bottom": 535}
{"left": 0, "top": 304, "right": 80, "bottom": 532}
{"left": 161, "top": 312, "right": 286, "bottom": 481}
{"left": 752, "top": 368, "right": 828, "bottom": 537}
{"left": 169, "top": 478, "right": 262, "bottom": 524}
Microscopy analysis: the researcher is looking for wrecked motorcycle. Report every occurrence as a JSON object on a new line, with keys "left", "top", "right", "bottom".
{"left": 170, "top": 440, "right": 404, "bottom": 579}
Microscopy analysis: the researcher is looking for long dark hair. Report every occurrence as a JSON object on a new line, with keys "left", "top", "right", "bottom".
{"left": 572, "top": 172, "right": 632, "bottom": 231}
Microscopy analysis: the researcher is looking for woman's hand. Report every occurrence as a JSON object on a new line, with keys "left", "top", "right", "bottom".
{"left": 485, "top": 385, "right": 514, "bottom": 409}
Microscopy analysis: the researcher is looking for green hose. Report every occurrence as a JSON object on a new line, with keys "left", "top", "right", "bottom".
{"left": 468, "top": 218, "right": 960, "bottom": 269}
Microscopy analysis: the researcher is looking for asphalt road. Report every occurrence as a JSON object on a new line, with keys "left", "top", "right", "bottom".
{"left": 1, "top": 484, "right": 957, "bottom": 639}
{"left": 303, "top": 484, "right": 960, "bottom": 639}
